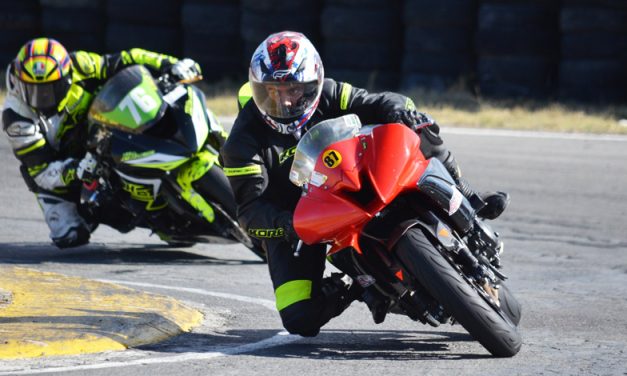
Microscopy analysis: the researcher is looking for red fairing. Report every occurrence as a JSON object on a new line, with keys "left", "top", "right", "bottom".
{"left": 293, "top": 123, "right": 428, "bottom": 253}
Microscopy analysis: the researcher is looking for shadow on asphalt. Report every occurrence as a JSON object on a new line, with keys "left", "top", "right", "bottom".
{"left": 142, "top": 329, "right": 488, "bottom": 360}
{"left": 0, "top": 242, "right": 264, "bottom": 266}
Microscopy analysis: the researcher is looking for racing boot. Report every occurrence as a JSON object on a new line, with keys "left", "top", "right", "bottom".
{"left": 317, "top": 273, "right": 363, "bottom": 325}
{"left": 328, "top": 251, "right": 388, "bottom": 324}
{"left": 443, "top": 154, "right": 510, "bottom": 220}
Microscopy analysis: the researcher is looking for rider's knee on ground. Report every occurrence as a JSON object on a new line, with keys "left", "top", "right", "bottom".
{"left": 37, "top": 193, "right": 92, "bottom": 248}
{"left": 279, "top": 300, "right": 322, "bottom": 337}
{"left": 52, "top": 224, "right": 91, "bottom": 248}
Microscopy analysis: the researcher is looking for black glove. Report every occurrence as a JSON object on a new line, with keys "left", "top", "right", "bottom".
{"left": 394, "top": 109, "right": 437, "bottom": 131}
{"left": 170, "top": 58, "right": 202, "bottom": 82}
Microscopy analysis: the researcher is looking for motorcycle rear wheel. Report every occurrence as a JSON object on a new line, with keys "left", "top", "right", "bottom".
{"left": 395, "top": 228, "right": 521, "bottom": 357}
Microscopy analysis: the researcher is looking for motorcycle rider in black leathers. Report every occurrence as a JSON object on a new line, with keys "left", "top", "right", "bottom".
{"left": 1, "top": 37, "right": 224, "bottom": 248}
{"left": 221, "top": 31, "right": 509, "bottom": 336}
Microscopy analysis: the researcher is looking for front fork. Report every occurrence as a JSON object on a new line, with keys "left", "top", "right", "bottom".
{"left": 172, "top": 148, "right": 219, "bottom": 224}
{"left": 329, "top": 242, "right": 442, "bottom": 326}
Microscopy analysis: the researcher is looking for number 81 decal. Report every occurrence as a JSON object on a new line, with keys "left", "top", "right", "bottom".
{"left": 322, "top": 149, "right": 342, "bottom": 168}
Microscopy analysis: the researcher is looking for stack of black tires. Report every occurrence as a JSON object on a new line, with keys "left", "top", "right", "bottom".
{"left": 558, "top": 0, "right": 627, "bottom": 103}
{"left": 41, "top": 0, "right": 104, "bottom": 52}
{"left": 181, "top": 0, "right": 241, "bottom": 82}
{"left": 0, "top": 0, "right": 39, "bottom": 69}
{"left": 321, "top": 0, "right": 402, "bottom": 91}
{"left": 402, "top": 0, "right": 477, "bottom": 92}
{"left": 240, "top": 0, "right": 321, "bottom": 68}
{"left": 105, "top": 0, "right": 181, "bottom": 56}
{"left": 475, "top": 0, "right": 559, "bottom": 99}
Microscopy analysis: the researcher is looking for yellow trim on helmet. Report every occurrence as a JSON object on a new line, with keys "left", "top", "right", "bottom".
{"left": 16, "top": 38, "right": 71, "bottom": 83}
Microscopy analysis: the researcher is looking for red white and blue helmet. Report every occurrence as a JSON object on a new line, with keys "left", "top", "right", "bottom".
{"left": 249, "top": 31, "right": 324, "bottom": 137}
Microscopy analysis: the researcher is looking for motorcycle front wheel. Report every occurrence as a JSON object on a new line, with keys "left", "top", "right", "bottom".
{"left": 395, "top": 228, "right": 522, "bottom": 357}
{"left": 498, "top": 282, "right": 522, "bottom": 326}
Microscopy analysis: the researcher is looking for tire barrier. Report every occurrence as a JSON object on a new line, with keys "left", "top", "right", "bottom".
{"left": 476, "top": 0, "right": 559, "bottom": 99}
{"left": 0, "top": 0, "right": 39, "bottom": 71}
{"left": 402, "top": 0, "right": 477, "bottom": 92}
{"left": 40, "top": 0, "right": 104, "bottom": 52}
{"left": 322, "top": 0, "right": 402, "bottom": 91}
{"left": 0, "top": 0, "right": 624, "bottom": 102}
{"left": 181, "top": 0, "right": 242, "bottom": 82}
{"left": 558, "top": 0, "right": 627, "bottom": 103}
{"left": 105, "top": 0, "right": 181, "bottom": 56}
{"left": 240, "top": 0, "right": 321, "bottom": 67}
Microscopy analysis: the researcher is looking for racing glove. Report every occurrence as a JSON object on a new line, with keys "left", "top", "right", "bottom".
{"left": 394, "top": 109, "right": 438, "bottom": 132}
{"left": 170, "top": 58, "right": 202, "bottom": 82}
{"left": 33, "top": 158, "right": 77, "bottom": 191}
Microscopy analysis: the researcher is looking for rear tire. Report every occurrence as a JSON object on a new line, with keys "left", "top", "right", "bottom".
{"left": 395, "top": 228, "right": 522, "bottom": 357}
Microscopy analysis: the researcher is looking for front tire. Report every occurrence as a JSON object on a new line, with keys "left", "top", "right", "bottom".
{"left": 498, "top": 282, "right": 522, "bottom": 326}
{"left": 395, "top": 228, "right": 522, "bottom": 357}
{"left": 194, "top": 165, "right": 267, "bottom": 262}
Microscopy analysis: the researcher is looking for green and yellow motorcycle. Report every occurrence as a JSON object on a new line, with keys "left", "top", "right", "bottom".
{"left": 83, "top": 65, "right": 265, "bottom": 261}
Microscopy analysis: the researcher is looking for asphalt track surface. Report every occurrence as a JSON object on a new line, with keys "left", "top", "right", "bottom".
{"left": 0, "top": 126, "right": 626, "bottom": 375}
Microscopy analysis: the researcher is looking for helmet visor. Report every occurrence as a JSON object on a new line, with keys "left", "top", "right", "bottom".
{"left": 250, "top": 80, "right": 320, "bottom": 119}
{"left": 19, "top": 77, "right": 71, "bottom": 111}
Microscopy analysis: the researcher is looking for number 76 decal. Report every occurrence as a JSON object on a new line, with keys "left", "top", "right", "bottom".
{"left": 118, "top": 87, "right": 158, "bottom": 125}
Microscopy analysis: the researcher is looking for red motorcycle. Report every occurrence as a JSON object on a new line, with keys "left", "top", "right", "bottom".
{"left": 290, "top": 115, "right": 522, "bottom": 357}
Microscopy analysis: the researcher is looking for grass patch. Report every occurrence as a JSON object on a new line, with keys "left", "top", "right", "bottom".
{"left": 3, "top": 85, "right": 625, "bottom": 134}
{"left": 404, "top": 88, "right": 627, "bottom": 135}
{"left": 206, "top": 93, "right": 239, "bottom": 117}
{"left": 202, "top": 84, "right": 627, "bottom": 134}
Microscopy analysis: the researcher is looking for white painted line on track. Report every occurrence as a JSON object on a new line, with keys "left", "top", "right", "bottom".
{"left": 0, "top": 281, "right": 298, "bottom": 375}
{"left": 2, "top": 332, "right": 297, "bottom": 375}
{"left": 441, "top": 127, "right": 627, "bottom": 142}
{"left": 104, "top": 279, "right": 278, "bottom": 311}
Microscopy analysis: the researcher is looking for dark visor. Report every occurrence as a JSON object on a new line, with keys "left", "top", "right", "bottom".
{"left": 20, "top": 77, "right": 71, "bottom": 111}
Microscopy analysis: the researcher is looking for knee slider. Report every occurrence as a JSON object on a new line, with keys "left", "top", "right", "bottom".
{"left": 52, "top": 225, "right": 90, "bottom": 249}
{"left": 279, "top": 300, "right": 320, "bottom": 337}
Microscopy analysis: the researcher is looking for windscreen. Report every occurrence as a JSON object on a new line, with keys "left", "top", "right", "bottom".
{"left": 88, "top": 65, "right": 165, "bottom": 133}
{"left": 289, "top": 114, "right": 362, "bottom": 187}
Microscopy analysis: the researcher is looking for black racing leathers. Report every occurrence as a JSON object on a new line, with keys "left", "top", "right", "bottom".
{"left": 221, "top": 78, "right": 452, "bottom": 336}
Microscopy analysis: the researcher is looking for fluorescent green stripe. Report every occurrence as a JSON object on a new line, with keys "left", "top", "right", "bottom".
{"left": 238, "top": 82, "right": 252, "bottom": 110}
{"left": 16, "top": 139, "right": 46, "bottom": 156}
{"left": 28, "top": 162, "right": 48, "bottom": 177}
{"left": 405, "top": 97, "right": 416, "bottom": 111}
{"left": 275, "top": 280, "right": 312, "bottom": 311}
{"left": 130, "top": 158, "right": 188, "bottom": 171}
{"left": 176, "top": 150, "right": 218, "bottom": 223}
{"left": 224, "top": 165, "right": 262, "bottom": 177}
{"left": 340, "top": 83, "right": 352, "bottom": 110}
